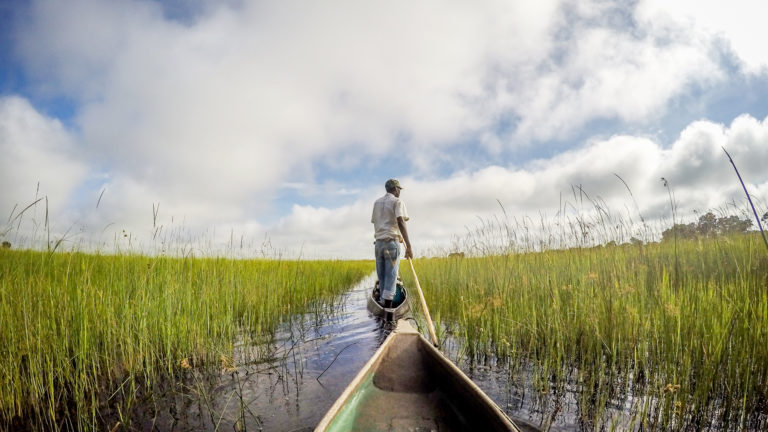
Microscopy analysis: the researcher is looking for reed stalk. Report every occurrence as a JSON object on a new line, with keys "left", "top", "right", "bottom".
{"left": 723, "top": 147, "right": 768, "bottom": 254}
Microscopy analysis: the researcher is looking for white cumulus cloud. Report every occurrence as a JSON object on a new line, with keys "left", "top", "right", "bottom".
{"left": 636, "top": 0, "right": 768, "bottom": 74}
{"left": 4, "top": 0, "right": 768, "bottom": 256}
{"left": 0, "top": 96, "right": 88, "bottom": 230}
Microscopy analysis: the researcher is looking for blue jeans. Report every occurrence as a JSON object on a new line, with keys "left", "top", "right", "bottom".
{"left": 375, "top": 240, "right": 400, "bottom": 301}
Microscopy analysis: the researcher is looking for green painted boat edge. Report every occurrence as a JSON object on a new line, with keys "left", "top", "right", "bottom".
{"left": 323, "top": 371, "right": 376, "bottom": 431}
{"left": 314, "top": 320, "right": 399, "bottom": 431}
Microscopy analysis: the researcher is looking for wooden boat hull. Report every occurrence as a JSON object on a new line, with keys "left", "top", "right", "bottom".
{"left": 366, "top": 284, "right": 411, "bottom": 321}
{"left": 315, "top": 320, "right": 520, "bottom": 431}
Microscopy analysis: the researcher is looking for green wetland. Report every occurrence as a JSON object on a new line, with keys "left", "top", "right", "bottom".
{"left": 403, "top": 233, "right": 768, "bottom": 430}
{"left": 0, "top": 250, "right": 371, "bottom": 430}
{"left": 1, "top": 230, "right": 767, "bottom": 431}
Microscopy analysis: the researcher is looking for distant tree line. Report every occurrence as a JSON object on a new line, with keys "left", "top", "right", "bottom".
{"left": 662, "top": 211, "right": 753, "bottom": 242}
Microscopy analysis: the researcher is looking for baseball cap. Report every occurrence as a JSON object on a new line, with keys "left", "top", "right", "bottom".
{"left": 385, "top": 179, "right": 403, "bottom": 190}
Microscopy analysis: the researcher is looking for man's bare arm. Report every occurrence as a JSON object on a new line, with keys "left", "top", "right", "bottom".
{"left": 397, "top": 216, "right": 413, "bottom": 259}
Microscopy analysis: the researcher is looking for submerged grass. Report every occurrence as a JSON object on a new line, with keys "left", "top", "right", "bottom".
{"left": 404, "top": 234, "right": 768, "bottom": 430}
{"left": 0, "top": 249, "right": 371, "bottom": 430}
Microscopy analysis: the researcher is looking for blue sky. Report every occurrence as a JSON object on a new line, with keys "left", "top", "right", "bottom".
{"left": 2, "top": 0, "right": 768, "bottom": 258}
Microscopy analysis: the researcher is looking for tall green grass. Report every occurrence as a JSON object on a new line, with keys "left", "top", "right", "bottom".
{"left": 0, "top": 249, "right": 371, "bottom": 430}
{"left": 405, "top": 234, "right": 768, "bottom": 430}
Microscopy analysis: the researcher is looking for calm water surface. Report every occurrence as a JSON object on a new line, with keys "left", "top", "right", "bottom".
{"left": 152, "top": 274, "right": 565, "bottom": 431}
{"left": 151, "top": 274, "right": 392, "bottom": 431}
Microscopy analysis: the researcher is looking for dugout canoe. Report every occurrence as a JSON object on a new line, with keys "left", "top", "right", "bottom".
{"left": 314, "top": 320, "right": 521, "bottom": 431}
{"left": 366, "top": 282, "right": 411, "bottom": 321}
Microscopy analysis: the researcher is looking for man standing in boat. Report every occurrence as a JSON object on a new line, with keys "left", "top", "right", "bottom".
{"left": 371, "top": 179, "right": 413, "bottom": 316}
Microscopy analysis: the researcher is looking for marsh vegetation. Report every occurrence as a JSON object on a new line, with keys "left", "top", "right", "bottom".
{"left": 0, "top": 249, "right": 371, "bottom": 430}
{"left": 403, "top": 223, "right": 768, "bottom": 430}
{"left": 3, "top": 182, "right": 767, "bottom": 431}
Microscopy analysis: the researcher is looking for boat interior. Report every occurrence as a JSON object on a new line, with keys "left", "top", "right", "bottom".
{"left": 322, "top": 322, "right": 517, "bottom": 431}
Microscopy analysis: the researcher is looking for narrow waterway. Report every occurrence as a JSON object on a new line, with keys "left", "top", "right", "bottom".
{"left": 155, "top": 274, "right": 551, "bottom": 431}
{"left": 136, "top": 273, "right": 767, "bottom": 431}
{"left": 233, "top": 273, "right": 395, "bottom": 431}
{"left": 149, "top": 274, "right": 392, "bottom": 431}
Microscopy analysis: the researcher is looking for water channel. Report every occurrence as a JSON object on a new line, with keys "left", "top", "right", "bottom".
{"left": 146, "top": 274, "right": 580, "bottom": 431}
